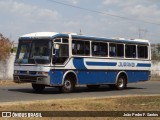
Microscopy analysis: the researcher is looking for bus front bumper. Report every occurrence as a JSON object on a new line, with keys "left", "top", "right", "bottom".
{"left": 13, "top": 74, "right": 50, "bottom": 85}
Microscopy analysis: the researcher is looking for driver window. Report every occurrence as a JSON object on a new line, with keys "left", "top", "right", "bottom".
{"left": 52, "top": 38, "right": 69, "bottom": 64}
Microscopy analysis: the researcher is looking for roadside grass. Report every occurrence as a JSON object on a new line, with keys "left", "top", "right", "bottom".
{"left": 0, "top": 79, "right": 159, "bottom": 119}
{"left": 0, "top": 80, "right": 15, "bottom": 86}
{"left": 0, "top": 80, "right": 26, "bottom": 86}
{"left": 150, "top": 76, "right": 160, "bottom": 81}
{"left": 1, "top": 96, "right": 160, "bottom": 111}
{"left": 0, "top": 96, "right": 159, "bottom": 120}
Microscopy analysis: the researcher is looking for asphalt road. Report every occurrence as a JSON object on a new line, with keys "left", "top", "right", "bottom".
{"left": 0, "top": 81, "right": 160, "bottom": 103}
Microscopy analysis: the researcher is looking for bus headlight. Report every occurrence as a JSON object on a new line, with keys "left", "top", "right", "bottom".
{"left": 14, "top": 70, "right": 18, "bottom": 74}
{"left": 37, "top": 72, "right": 48, "bottom": 76}
{"left": 42, "top": 72, "right": 49, "bottom": 76}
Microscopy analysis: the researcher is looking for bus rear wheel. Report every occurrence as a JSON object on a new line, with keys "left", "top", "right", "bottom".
{"left": 61, "top": 78, "right": 75, "bottom": 93}
{"left": 32, "top": 84, "right": 45, "bottom": 92}
{"left": 115, "top": 75, "right": 127, "bottom": 90}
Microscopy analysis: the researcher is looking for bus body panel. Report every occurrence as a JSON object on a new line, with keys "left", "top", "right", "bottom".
{"left": 49, "top": 70, "right": 63, "bottom": 85}
{"left": 48, "top": 69, "right": 150, "bottom": 85}
{"left": 49, "top": 57, "right": 151, "bottom": 85}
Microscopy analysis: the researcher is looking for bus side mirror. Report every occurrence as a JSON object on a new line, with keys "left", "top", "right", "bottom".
{"left": 11, "top": 48, "right": 13, "bottom": 53}
{"left": 11, "top": 43, "right": 14, "bottom": 53}
{"left": 53, "top": 44, "right": 59, "bottom": 56}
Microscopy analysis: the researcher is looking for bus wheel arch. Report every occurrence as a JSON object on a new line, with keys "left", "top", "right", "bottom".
{"left": 61, "top": 71, "right": 77, "bottom": 93}
{"left": 115, "top": 71, "right": 128, "bottom": 90}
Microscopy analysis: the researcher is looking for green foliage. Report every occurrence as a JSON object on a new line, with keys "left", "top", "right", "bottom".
{"left": 13, "top": 47, "right": 17, "bottom": 53}
{"left": 152, "top": 44, "right": 160, "bottom": 61}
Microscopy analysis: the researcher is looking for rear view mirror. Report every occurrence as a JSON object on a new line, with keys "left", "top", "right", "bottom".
{"left": 54, "top": 44, "right": 60, "bottom": 49}
{"left": 53, "top": 44, "right": 60, "bottom": 55}
{"left": 11, "top": 48, "right": 13, "bottom": 53}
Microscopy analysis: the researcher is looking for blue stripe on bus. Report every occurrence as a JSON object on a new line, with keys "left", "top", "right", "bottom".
{"left": 73, "top": 58, "right": 87, "bottom": 69}
{"left": 137, "top": 63, "right": 151, "bottom": 67}
{"left": 86, "top": 62, "right": 117, "bottom": 66}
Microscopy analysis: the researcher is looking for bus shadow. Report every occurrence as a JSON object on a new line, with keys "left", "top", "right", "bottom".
{"left": 73, "top": 86, "right": 146, "bottom": 93}
{"left": 8, "top": 85, "right": 146, "bottom": 94}
{"left": 8, "top": 87, "right": 61, "bottom": 94}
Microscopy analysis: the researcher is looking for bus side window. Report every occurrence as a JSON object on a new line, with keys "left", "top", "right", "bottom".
{"left": 76, "top": 41, "right": 84, "bottom": 55}
{"left": 125, "top": 45, "right": 136, "bottom": 58}
{"left": 109, "top": 43, "right": 116, "bottom": 57}
{"left": 92, "top": 42, "right": 108, "bottom": 56}
{"left": 117, "top": 44, "right": 124, "bottom": 57}
{"left": 72, "top": 41, "right": 77, "bottom": 55}
{"left": 72, "top": 40, "right": 90, "bottom": 56}
{"left": 99, "top": 43, "right": 108, "bottom": 56}
{"left": 85, "top": 41, "right": 90, "bottom": 55}
{"left": 138, "top": 45, "right": 148, "bottom": 59}
{"left": 92, "top": 42, "right": 99, "bottom": 56}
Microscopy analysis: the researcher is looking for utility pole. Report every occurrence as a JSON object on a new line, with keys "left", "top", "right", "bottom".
{"left": 138, "top": 28, "right": 148, "bottom": 39}
{"left": 79, "top": 29, "right": 82, "bottom": 35}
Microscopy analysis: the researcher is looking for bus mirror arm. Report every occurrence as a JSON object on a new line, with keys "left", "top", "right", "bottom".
{"left": 52, "top": 49, "right": 59, "bottom": 64}
{"left": 33, "top": 57, "right": 38, "bottom": 66}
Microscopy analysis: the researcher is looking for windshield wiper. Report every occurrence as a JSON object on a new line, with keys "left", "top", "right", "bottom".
{"left": 33, "top": 57, "right": 38, "bottom": 65}
{"left": 17, "top": 59, "right": 22, "bottom": 65}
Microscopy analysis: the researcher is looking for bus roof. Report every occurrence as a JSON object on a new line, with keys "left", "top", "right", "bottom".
{"left": 71, "top": 35, "right": 149, "bottom": 44}
{"left": 20, "top": 32, "right": 59, "bottom": 38}
{"left": 20, "top": 32, "right": 149, "bottom": 44}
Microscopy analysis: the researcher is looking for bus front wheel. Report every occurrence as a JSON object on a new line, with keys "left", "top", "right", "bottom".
{"left": 60, "top": 78, "right": 75, "bottom": 93}
{"left": 32, "top": 84, "right": 45, "bottom": 92}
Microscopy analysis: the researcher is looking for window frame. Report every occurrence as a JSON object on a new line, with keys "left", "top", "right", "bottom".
{"left": 70, "top": 38, "right": 150, "bottom": 60}
{"left": 91, "top": 41, "right": 108, "bottom": 57}
{"left": 137, "top": 45, "right": 149, "bottom": 59}
{"left": 125, "top": 44, "right": 137, "bottom": 59}
{"left": 72, "top": 39, "right": 91, "bottom": 56}
{"left": 109, "top": 42, "right": 124, "bottom": 58}
{"left": 52, "top": 38, "right": 69, "bottom": 65}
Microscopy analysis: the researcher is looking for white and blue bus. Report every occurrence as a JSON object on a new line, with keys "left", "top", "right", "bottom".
{"left": 14, "top": 32, "right": 151, "bottom": 93}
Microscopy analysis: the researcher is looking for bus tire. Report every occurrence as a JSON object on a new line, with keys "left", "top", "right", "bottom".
{"left": 115, "top": 75, "right": 127, "bottom": 90}
{"left": 61, "top": 77, "right": 75, "bottom": 93}
{"left": 87, "top": 85, "right": 100, "bottom": 89}
{"left": 32, "top": 84, "right": 45, "bottom": 92}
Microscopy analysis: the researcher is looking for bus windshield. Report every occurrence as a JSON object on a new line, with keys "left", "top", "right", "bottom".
{"left": 15, "top": 40, "right": 52, "bottom": 64}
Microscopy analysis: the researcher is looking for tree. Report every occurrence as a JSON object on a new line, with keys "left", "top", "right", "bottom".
{"left": 0, "top": 33, "right": 12, "bottom": 61}
{"left": 157, "top": 44, "right": 160, "bottom": 55}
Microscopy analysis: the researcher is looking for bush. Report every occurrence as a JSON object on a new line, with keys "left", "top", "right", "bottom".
{"left": 0, "top": 33, "right": 12, "bottom": 61}
{"left": 151, "top": 44, "right": 160, "bottom": 61}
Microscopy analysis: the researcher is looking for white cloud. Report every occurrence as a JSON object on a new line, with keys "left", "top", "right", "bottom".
{"left": 103, "top": 0, "right": 149, "bottom": 6}
{"left": 102, "top": 0, "right": 160, "bottom": 23}
{"left": 0, "top": 0, "right": 60, "bottom": 22}
{"left": 128, "top": 5, "right": 160, "bottom": 18}
{"left": 100, "top": 0, "right": 160, "bottom": 43}
{"left": 67, "top": 0, "right": 79, "bottom": 5}
{"left": 63, "top": 21, "right": 80, "bottom": 27}
{"left": 103, "top": 0, "right": 120, "bottom": 5}
{"left": 0, "top": 0, "right": 159, "bottom": 43}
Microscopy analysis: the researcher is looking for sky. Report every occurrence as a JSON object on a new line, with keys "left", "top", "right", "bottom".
{"left": 0, "top": 0, "right": 160, "bottom": 44}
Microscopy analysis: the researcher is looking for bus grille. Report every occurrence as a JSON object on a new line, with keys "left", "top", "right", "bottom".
{"left": 19, "top": 76, "right": 37, "bottom": 83}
